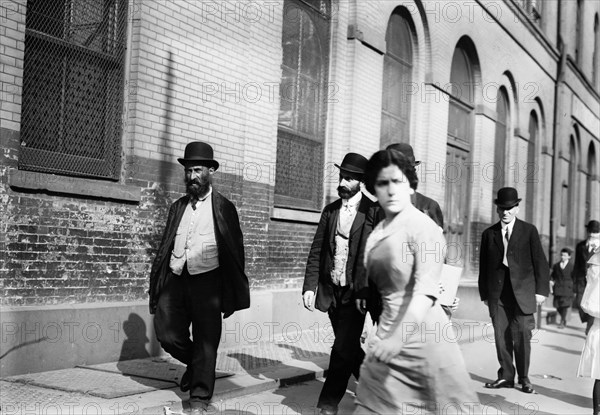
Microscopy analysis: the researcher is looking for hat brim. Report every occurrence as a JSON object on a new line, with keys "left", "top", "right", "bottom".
{"left": 335, "top": 164, "right": 364, "bottom": 176}
{"left": 178, "top": 158, "right": 219, "bottom": 170}
{"left": 494, "top": 198, "right": 521, "bottom": 209}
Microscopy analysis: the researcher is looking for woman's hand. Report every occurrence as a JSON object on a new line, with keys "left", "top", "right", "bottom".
{"left": 368, "top": 336, "right": 402, "bottom": 363}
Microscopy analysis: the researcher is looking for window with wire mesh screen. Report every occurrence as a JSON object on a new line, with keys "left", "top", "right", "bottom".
{"left": 19, "top": 0, "right": 128, "bottom": 180}
{"left": 275, "top": 0, "right": 331, "bottom": 211}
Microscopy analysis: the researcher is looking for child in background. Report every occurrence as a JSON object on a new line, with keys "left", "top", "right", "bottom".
{"left": 550, "top": 247, "right": 575, "bottom": 328}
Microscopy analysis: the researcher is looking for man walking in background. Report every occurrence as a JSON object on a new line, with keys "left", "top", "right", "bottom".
{"left": 302, "top": 152, "right": 376, "bottom": 415}
{"left": 149, "top": 141, "right": 250, "bottom": 413}
{"left": 479, "top": 187, "right": 549, "bottom": 394}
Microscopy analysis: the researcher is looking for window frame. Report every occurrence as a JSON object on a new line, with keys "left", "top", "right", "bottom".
{"left": 19, "top": 0, "right": 128, "bottom": 180}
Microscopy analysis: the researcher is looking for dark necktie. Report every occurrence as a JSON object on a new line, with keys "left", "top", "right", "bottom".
{"left": 502, "top": 228, "right": 510, "bottom": 267}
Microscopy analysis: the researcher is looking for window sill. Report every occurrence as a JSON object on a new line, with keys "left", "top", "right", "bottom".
{"left": 8, "top": 169, "right": 141, "bottom": 203}
{"left": 271, "top": 206, "right": 321, "bottom": 224}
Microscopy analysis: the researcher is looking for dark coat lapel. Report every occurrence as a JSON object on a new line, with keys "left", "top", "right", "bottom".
{"left": 493, "top": 222, "right": 504, "bottom": 252}
{"left": 328, "top": 200, "right": 341, "bottom": 252}
{"left": 350, "top": 197, "right": 368, "bottom": 238}
{"left": 509, "top": 219, "right": 523, "bottom": 247}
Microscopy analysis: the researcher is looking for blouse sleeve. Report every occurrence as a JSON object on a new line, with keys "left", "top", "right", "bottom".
{"left": 411, "top": 212, "right": 446, "bottom": 299}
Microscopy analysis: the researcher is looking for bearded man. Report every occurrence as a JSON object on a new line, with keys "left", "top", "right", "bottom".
{"left": 302, "top": 152, "right": 376, "bottom": 415}
{"left": 148, "top": 141, "right": 249, "bottom": 413}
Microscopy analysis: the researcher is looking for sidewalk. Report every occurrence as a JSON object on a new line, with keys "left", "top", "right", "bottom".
{"left": 0, "top": 318, "right": 594, "bottom": 414}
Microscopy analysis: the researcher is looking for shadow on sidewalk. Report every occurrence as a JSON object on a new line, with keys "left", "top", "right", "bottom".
{"left": 475, "top": 391, "right": 555, "bottom": 415}
{"left": 542, "top": 326, "right": 587, "bottom": 340}
{"left": 471, "top": 372, "right": 590, "bottom": 413}
{"left": 114, "top": 313, "right": 182, "bottom": 393}
{"left": 541, "top": 344, "right": 583, "bottom": 356}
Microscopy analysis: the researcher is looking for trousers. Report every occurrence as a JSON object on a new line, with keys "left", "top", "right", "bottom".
{"left": 154, "top": 266, "right": 222, "bottom": 399}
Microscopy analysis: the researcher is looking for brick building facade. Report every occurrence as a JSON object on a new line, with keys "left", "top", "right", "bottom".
{"left": 1, "top": 0, "right": 599, "bottom": 375}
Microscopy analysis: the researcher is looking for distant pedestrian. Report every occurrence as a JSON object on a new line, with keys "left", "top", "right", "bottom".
{"left": 574, "top": 220, "right": 600, "bottom": 335}
{"left": 302, "top": 152, "right": 377, "bottom": 415}
{"left": 478, "top": 187, "right": 549, "bottom": 394}
{"left": 577, "top": 245, "right": 600, "bottom": 415}
{"left": 148, "top": 141, "right": 250, "bottom": 413}
{"left": 550, "top": 247, "right": 574, "bottom": 328}
{"left": 354, "top": 149, "right": 477, "bottom": 414}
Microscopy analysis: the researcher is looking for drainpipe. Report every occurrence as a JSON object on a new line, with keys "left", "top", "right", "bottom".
{"left": 546, "top": 0, "right": 566, "bottom": 329}
{"left": 550, "top": 1, "right": 566, "bottom": 267}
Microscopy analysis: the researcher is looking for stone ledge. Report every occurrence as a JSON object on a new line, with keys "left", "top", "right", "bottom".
{"left": 271, "top": 207, "right": 320, "bottom": 224}
{"left": 8, "top": 169, "right": 141, "bottom": 203}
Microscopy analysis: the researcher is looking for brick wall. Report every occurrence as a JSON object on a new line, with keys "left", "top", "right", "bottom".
{"left": 0, "top": 0, "right": 25, "bottom": 131}
{"left": 1, "top": 0, "right": 599, "bottom": 306}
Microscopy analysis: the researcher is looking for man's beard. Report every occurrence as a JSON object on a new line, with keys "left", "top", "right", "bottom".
{"left": 337, "top": 185, "right": 359, "bottom": 200}
{"left": 186, "top": 178, "right": 210, "bottom": 199}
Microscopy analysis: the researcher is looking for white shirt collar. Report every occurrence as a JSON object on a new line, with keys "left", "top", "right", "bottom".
{"left": 342, "top": 191, "right": 362, "bottom": 208}
{"left": 189, "top": 186, "right": 212, "bottom": 206}
{"left": 501, "top": 218, "right": 516, "bottom": 234}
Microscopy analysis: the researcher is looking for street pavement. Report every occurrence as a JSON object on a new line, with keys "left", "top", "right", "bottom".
{"left": 0, "top": 313, "right": 594, "bottom": 414}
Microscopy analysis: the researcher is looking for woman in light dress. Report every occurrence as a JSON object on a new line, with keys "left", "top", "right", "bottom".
{"left": 577, "top": 238, "right": 600, "bottom": 415}
{"left": 353, "top": 149, "right": 478, "bottom": 414}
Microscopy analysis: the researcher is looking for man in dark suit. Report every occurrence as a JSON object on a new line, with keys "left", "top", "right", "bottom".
{"left": 148, "top": 141, "right": 250, "bottom": 412}
{"left": 302, "top": 152, "right": 376, "bottom": 415}
{"left": 573, "top": 220, "right": 600, "bottom": 334}
{"left": 478, "top": 187, "right": 549, "bottom": 394}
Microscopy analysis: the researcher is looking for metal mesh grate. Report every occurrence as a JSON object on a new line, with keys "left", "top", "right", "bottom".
{"left": 275, "top": 129, "right": 324, "bottom": 210}
{"left": 19, "top": 0, "right": 128, "bottom": 179}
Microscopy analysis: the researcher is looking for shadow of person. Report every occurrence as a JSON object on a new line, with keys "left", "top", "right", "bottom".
{"left": 119, "top": 313, "right": 151, "bottom": 361}
{"left": 113, "top": 313, "right": 181, "bottom": 395}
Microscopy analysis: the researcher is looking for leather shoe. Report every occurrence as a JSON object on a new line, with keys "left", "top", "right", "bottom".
{"left": 484, "top": 379, "right": 514, "bottom": 389}
{"left": 180, "top": 368, "right": 192, "bottom": 392}
{"left": 521, "top": 383, "right": 534, "bottom": 393}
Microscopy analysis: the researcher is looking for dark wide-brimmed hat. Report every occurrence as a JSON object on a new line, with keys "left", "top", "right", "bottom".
{"left": 386, "top": 143, "right": 421, "bottom": 166}
{"left": 334, "top": 152, "right": 368, "bottom": 177}
{"left": 178, "top": 141, "right": 219, "bottom": 170}
{"left": 586, "top": 220, "right": 600, "bottom": 233}
{"left": 494, "top": 187, "right": 521, "bottom": 209}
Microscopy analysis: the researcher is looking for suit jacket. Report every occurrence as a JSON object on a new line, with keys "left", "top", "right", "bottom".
{"left": 374, "top": 191, "right": 443, "bottom": 228}
{"left": 478, "top": 218, "right": 549, "bottom": 314}
{"left": 148, "top": 191, "right": 250, "bottom": 315}
{"left": 573, "top": 239, "right": 594, "bottom": 295}
{"left": 303, "top": 194, "right": 376, "bottom": 312}
{"left": 550, "top": 261, "right": 574, "bottom": 297}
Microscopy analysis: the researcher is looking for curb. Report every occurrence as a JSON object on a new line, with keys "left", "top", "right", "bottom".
{"left": 143, "top": 356, "right": 330, "bottom": 414}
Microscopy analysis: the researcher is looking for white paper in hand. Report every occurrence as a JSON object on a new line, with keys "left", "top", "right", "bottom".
{"left": 439, "top": 265, "right": 463, "bottom": 306}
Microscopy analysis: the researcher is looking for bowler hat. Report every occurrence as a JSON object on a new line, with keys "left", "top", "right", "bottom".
{"left": 494, "top": 187, "right": 521, "bottom": 209}
{"left": 586, "top": 220, "right": 600, "bottom": 233}
{"left": 386, "top": 143, "right": 421, "bottom": 166}
{"left": 334, "top": 153, "right": 368, "bottom": 177}
{"left": 178, "top": 141, "right": 219, "bottom": 170}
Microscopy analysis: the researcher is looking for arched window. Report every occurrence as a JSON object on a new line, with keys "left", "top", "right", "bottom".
{"left": 275, "top": 0, "right": 331, "bottom": 209}
{"left": 526, "top": 111, "right": 538, "bottom": 222}
{"left": 445, "top": 38, "right": 477, "bottom": 270}
{"left": 380, "top": 8, "right": 414, "bottom": 148}
{"left": 586, "top": 143, "right": 597, "bottom": 222}
{"left": 492, "top": 87, "right": 509, "bottom": 219}
{"left": 576, "top": 0, "right": 584, "bottom": 66}
{"left": 567, "top": 136, "right": 578, "bottom": 243}
{"left": 447, "top": 46, "right": 475, "bottom": 145}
